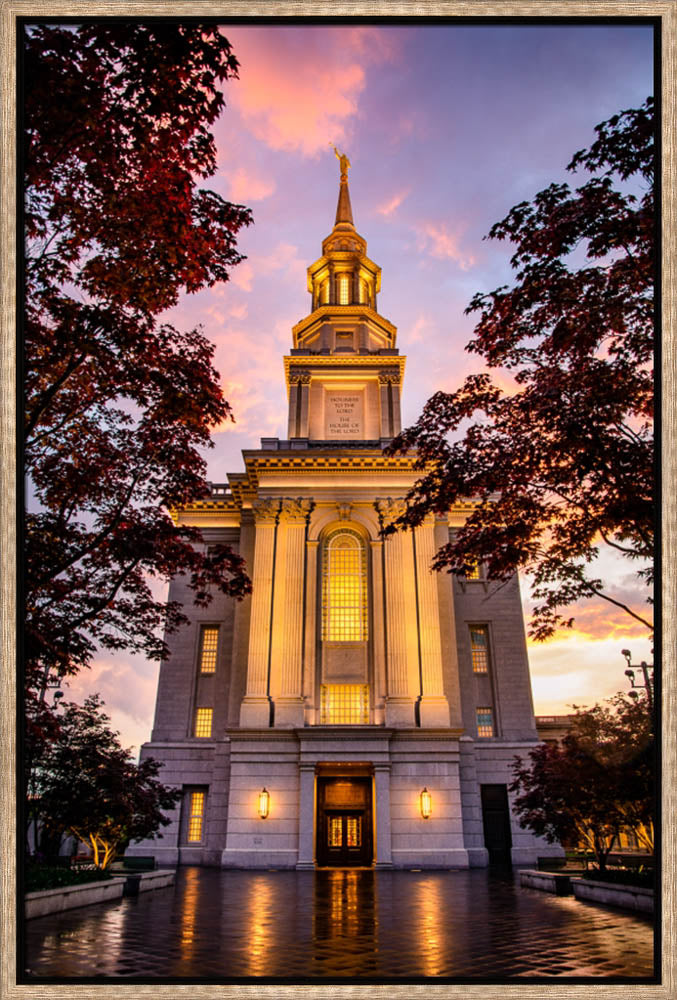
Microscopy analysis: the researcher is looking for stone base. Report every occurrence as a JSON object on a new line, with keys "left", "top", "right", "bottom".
{"left": 221, "top": 849, "right": 298, "bottom": 869}
{"left": 26, "top": 878, "right": 126, "bottom": 920}
{"left": 274, "top": 697, "right": 305, "bottom": 728}
{"left": 391, "top": 848, "right": 470, "bottom": 869}
{"left": 466, "top": 847, "right": 490, "bottom": 868}
{"left": 418, "top": 696, "right": 451, "bottom": 728}
{"left": 239, "top": 697, "right": 272, "bottom": 728}
{"left": 384, "top": 697, "right": 415, "bottom": 728}
{"left": 572, "top": 877, "right": 654, "bottom": 913}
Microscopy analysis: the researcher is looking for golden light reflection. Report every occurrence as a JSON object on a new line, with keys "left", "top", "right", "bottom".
{"left": 328, "top": 869, "right": 359, "bottom": 937}
{"left": 244, "top": 875, "right": 274, "bottom": 976}
{"left": 414, "top": 877, "right": 446, "bottom": 977}
{"left": 180, "top": 866, "right": 200, "bottom": 954}
{"left": 420, "top": 787, "right": 432, "bottom": 819}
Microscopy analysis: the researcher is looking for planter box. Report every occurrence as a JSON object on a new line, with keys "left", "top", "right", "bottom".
{"left": 520, "top": 869, "right": 572, "bottom": 896}
{"left": 26, "top": 877, "right": 126, "bottom": 920}
{"left": 123, "top": 869, "right": 175, "bottom": 897}
{"left": 572, "top": 877, "right": 654, "bottom": 914}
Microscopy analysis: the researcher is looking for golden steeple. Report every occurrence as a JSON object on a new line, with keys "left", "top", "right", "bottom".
{"left": 333, "top": 147, "right": 354, "bottom": 227}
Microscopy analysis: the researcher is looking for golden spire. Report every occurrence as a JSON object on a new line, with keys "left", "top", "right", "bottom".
{"left": 332, "top": 146, "right": 354, "bottom": 227}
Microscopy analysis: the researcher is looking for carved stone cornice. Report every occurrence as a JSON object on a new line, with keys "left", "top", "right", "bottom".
{"left": 378, "top": 371, "right": 400, "bottom": 385}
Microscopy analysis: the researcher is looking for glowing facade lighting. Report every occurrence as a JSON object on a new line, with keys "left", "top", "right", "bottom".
{"left": 258, "top": 787, "right": 270, "bottom": 819}
{"left": 420, "top": 787, "right": 432, "bottom": 819}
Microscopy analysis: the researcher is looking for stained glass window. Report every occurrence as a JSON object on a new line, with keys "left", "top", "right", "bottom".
{"left": 187, "top": 791, "right": 205, "bottom": 842}
{"left": 199, "top": 627, "right": 219, "bottom": 673}
{"left": 338, "top": 274, "right": 350, "bottom": 304}
{"left": 322, "top": 531, "right": 367, "bottom": 642}
{"left": 320, "top": 685, "right": 369, "bottom": 725}
{"left": 476, "top": 707, "right": 494, "bottom": 738}
{"left": 470, "top": 626, "right": 490, "bottom": 673}
{"left": 194, "top": 707, "right": 213, "bottom": 738}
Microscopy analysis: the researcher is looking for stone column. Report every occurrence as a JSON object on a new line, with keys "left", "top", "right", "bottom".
{"left": 287, "top": 375, "right": 300, "bottom": 438}
{"left": 296, "top": 763, "right": 316, "bottom": 869}
{"left": 240, "top": 498, "right": 280, "bottom": 728}
{"left": 370, "top": 539, "right": 387, "bottom": 722}
{"left": 302, "top": 538, "right": 319, "bottom": 725}
{"left": 435, "top": 514, "right": 464, "bottom": 729}
{"left": 373, "top": 763, "right": 393, "bottom": 867}
{"left": 414, "top": 516, "right": 451, "bottom": 727}
{"left": 375, "top": 499, "right": 415, "bottom": 727}
{"left": 273, "top": 498, "right": 314, "bottom": 727}
{"left": 298, "top": 372, "right": 311, "bottom": 438}
{"left": 378, "top": 373, "right": 391, "bottom": 438}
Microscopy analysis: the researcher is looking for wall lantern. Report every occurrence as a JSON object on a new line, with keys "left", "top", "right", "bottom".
{"left": 420, "top": 787, "right": 432, "bottom": 819}
{"left": 258, "top": 788, "right": 270, "bottom": 819}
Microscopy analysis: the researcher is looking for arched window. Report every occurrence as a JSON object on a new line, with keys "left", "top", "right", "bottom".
{"left": 322, "top": 531, "right": 367, "bottom": 642}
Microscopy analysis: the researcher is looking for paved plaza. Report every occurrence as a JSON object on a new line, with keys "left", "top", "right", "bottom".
{"left": 23, "top": 867, "right": 655, "bottom": 982}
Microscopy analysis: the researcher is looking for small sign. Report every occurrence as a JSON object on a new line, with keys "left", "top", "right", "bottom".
{"left": 325, "top": 392, "right": 363, "bottom": 438}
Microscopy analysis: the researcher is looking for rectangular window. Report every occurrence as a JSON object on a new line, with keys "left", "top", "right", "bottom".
{"left": 338, "top": 275, "right": 350, "bottom": 304}
{"left": 476, "top": 707, "right": 494, "bottom": 738}
{"left": 470, "top": 625, "right": 490, "bottom": 673}
{"left": 320, "top": 684, "right": 369, "bottom": 724}
{"left": 465, "top": 560, "right": 481, "bottom": 580}
{"left": 199, "top": 626, "right": 219, "bottom": 673}
{"left": 194, "top": 707, "right": 213, "bottom": 738}
{"left": 187, "top": 790, "right": 205, "bottom": 842}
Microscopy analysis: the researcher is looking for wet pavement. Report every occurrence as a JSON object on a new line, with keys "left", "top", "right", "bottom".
{"left": 23, "top": 867, "right": 655, "bottom": 982}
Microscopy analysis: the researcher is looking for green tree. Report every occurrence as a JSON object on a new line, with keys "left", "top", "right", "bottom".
{"left": 387, "top": 99, "right": 654, "bottom": 640}
{"left": 36, "top": 696, "right": 180, "bottom": 869}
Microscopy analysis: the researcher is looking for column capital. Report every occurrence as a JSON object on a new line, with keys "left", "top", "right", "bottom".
{"left": 375, "top": 496, "right": 408, "bottom": 528}
{"left": 289, "top": 370, "right": 311, "bottom": 385}
{"left": 252, "top": 497, "right": 280, "bottom": 524}
{"left": 279, "top": 497, "right": 314, "bottom": 523}
{"left": 378, "top": 370, "right": 400, "bottom": 385}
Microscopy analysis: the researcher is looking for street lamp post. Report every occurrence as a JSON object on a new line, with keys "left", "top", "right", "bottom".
{"left": 621, "top": 649, "right": 653, "bottom": 715}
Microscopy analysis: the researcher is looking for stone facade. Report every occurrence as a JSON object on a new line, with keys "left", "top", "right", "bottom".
{"left": 129, "top": 161, "right": 561, "bottom": 870}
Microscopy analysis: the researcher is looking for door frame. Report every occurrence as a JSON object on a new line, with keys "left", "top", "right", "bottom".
{"left": 315, "top": 768, "right": 374, "bottom": 867}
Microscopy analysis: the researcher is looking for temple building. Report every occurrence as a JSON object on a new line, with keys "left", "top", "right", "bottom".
{"left": 129, "top": 155, "right": 561, "bottom": 870}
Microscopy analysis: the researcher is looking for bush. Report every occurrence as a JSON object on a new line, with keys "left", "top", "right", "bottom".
{"left": 25, "top": 863, "right": 113, "bottom": 892}
{"left": 583, "top": 868, "right": 654, "bottom": 889}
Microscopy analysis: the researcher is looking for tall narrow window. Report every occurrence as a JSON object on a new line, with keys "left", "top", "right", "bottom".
{"left": 470, "top": 626, "right": 490, "bottom": 673}
{"left": 321, "top": 279, "right": 329, "bottom": 304}
{"left": 199, "top": 627, "right": 219, "bottom": 673}
{"left": 338, "top": 274, "right": 350, "bottom": 304}
{"left": 187, "top": 790, "right": 206, "bottom": 842}
{"left": 322, "top": 531, "right": 367, "bottom": 642}
{"left": 193, "top": 707, "right": 213, "bottom": 738}
{"left": 359, "top": 279, "right": 367, "bottom": 304}
{"left": 476, "top": 707, "right": 494, "bottom": 738}
{"left": 465, "top": 560, "right": 481, "bottom": 580}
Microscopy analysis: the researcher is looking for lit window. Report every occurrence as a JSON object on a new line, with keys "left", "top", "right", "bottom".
{"left": 187, "top": 791, "right": 205, "bottom": 842}
{"left": 320, "top": 684, "right": 369, "bottom": 724}
{"left": 194, "top": 708, "right": 213, "bottom": 738}
{"left": 338, "top": 274, "right": 350, "bottom": 304}
{"left": 322, "top": 531, "right": 367, "bottom": 642}
{"left": 476, "top": 707, "right": 494, "bottom": 738}
{"left": 465, "top": 560, "right": 481, "bottom": 580}
{"left": 199, "top": 627, "right": 219, "bottom": 673}
{"left": 470, "top": 626, "right": 490, "bottom": 673}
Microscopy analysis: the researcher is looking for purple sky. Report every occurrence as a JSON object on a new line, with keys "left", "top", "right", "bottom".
{"left": 65, "top": 23, "right": 655, "bottom": 752}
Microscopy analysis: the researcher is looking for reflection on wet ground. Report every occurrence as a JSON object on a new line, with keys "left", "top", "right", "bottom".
{"left": 24, "top": 867, "right": 655, "bottom": 981}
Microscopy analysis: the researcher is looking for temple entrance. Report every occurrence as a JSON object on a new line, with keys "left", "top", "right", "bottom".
{"left": 316, "top": 772, "right": 373, "bottom": 867}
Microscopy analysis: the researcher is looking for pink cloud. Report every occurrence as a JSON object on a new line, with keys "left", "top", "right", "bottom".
{"left": 415, "top": 221, "right": 476, "bottom": 270}
{"left": 377, "top": 188, "right": 410, "bottom": 216}
{"left": 225, "top": 26, "right": 400, "bottom": 156}
{"left": 226, "top": 166, "right": 276, "bottom": 203}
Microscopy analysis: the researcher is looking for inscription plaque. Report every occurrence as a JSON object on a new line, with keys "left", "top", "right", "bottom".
{"left": 325, "top": 392, "right": 363, "bottom": 438}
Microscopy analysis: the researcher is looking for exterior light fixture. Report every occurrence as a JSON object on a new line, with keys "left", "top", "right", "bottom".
{"left": 420, "top": 787, "right": 432, "bottom": 819}
{"left": 258, "top": 788, "right": 270, "bottom": 819}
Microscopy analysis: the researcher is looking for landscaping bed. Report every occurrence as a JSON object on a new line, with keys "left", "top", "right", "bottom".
{"left": 25, "top": 863, "right": 113, "bottom": 893}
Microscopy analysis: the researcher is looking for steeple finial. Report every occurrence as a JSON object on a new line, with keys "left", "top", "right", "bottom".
{"left": 332, "top": 146, "right": 354, "bottom": 227}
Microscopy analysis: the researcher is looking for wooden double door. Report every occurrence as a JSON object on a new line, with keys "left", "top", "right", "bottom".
{"left": 316, "top": 776, "right": 373, "bottom": 867}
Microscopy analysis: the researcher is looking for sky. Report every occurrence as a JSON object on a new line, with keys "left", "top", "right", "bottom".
{"left": 64, "top": 22, "right": 655, "bottom": 752}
